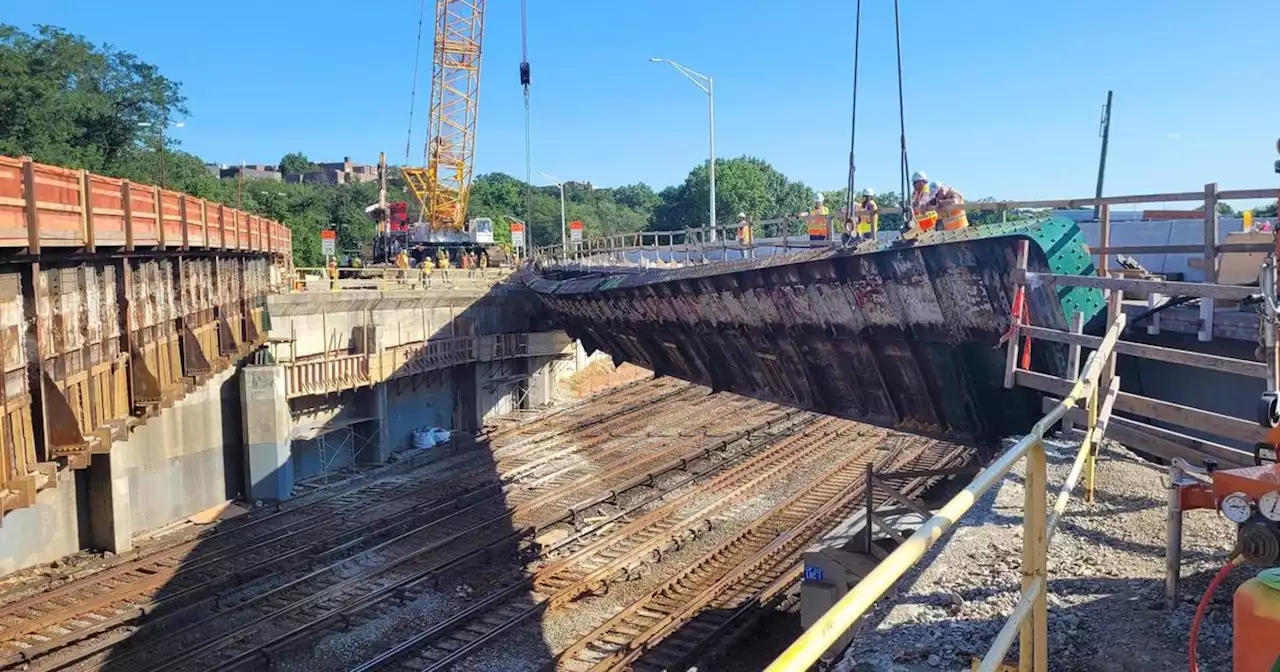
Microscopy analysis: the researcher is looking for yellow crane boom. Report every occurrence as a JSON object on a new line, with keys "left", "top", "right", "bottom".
{"left": 402, "top": 0, "right": 485, "bottom": 236}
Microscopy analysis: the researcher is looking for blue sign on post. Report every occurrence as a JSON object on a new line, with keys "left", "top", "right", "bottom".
{"left": 804, "top": 565, "right": 824, "bottom": 582}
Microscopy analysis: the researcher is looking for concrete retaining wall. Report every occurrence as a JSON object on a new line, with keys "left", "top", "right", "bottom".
{"left": 0, "top": 469, "right": 81, "bottom": 576}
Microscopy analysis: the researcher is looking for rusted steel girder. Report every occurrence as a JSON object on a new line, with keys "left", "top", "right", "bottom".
{"left": 525, "top": 219, "right": 1104, "bottom": 447}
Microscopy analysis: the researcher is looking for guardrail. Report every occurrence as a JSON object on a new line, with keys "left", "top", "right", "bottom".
{"left": 533, "top": 184, "right": 1280, "bottom": 272}
{"left": 281, "top": 332, "right": 557, "bottom": 398}
{"left": 290, "top": 266, "right": 513, "bottom": 292}
{"left": 768, "top": 235, "right": 1280, "bottom": 670}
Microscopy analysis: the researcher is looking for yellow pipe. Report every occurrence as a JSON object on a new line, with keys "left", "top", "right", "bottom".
{"left": 766, "top": 314, "right": 1127, "bottom": 672}
{"left": 979, "top": 576, "right": 1044, "bottom": 672}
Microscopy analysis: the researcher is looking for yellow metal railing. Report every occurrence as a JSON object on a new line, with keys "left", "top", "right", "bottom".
{"left": 766, "top": 308, "right": 1126, "bottom": 672}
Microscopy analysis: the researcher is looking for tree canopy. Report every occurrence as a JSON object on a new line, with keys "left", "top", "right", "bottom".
{"left": 279, "top": 152, "right": 316, "bottom": 175}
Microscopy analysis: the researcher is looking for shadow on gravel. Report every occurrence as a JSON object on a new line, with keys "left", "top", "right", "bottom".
{"left": 86, "top": 276, "right": 555, "bottom": 672}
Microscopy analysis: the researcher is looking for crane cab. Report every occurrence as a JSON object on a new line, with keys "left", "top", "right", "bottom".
{"left": 468, "top": 217, "right": 494, "bottom": 245}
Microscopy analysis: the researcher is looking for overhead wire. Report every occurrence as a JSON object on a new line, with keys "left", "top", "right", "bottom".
{"left": 843, "top": 0, "right": 863, "bottom": 222}
{"left": 404, "top": 0, "right": 429, "bottom": 165}
{"left": 892, "top": 0, "right": 911, "bottom": 218}
{"left": 520, "top": 0, "right": 533, "bottom": 244}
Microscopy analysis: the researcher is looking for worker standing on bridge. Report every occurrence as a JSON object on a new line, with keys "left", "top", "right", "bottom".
{"left": 907, "top": 171, "right": 938, "bottom": 237}
{"left": 928, "top": 181, "right": 969, "bottom": 231}
{"left": 855, "top": 189, "right": 879, "bottom": 240}
{"left": 736, "top": 213, "right": 754, "bottom": 245}
{"left": 805, "top": 193, "right": 831, "bottom": 241}
{"left": 419, "top": 256, "right": 434, "bottom": 288}
{"left": 327, "top": 257, "right": 339, "bottom": 291}
{"left": 479, "top": 251, "right": 489, "bottom": 270}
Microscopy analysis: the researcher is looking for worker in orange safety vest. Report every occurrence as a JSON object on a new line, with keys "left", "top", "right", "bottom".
{"left": 805, "top": 193, "right": 831, "bottom": 241}
{"left": 907, "top": 171, "right": 937, "bottom": 237}
{"left": 928, "top": 181, "right": 969, "bottom": 231}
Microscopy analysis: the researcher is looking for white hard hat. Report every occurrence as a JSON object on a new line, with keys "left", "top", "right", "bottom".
{"left": 911, "top": 171, "right": 927, "bottom": 183}
{"left": 737, "top": 212, "right": 747, "bottom": 219}
{"left": 861, "top": 188, "right": 875, "bottom": 197}
{"left": 814, "top": 192, "right": 825, "bottom": 203}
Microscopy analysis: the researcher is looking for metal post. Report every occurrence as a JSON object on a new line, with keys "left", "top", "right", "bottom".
{"left": 1263, "top": 255, "right": 1278, "bottom": 394}
{"left": 1165, "top": 461, "right": 1185, "bottom": 608}
{"left": 707, "top": 76, "right": 716, "bottom": 241}
{"left": 1093, "top": 90, "right": 1113, "bottom": 221}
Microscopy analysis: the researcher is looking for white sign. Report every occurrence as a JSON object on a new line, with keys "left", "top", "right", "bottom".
{"left": 511, "top": 223, "right": 526, "bottom": 249}
{"left": 320, "top": 229, "right": 337, "bottom": 256}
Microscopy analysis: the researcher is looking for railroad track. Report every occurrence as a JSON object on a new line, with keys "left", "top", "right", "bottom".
{"left": 552, "top": 436, "right": 966, "bottom": 672}
{"left": 70, "top": 396, "right": 792, "bottom": 672}
{"left": 0, "top": 380, "right": 696, "bottom": 670}
{"left": 627, "top": 440, "right": 974, "bottom": 672}
{"left": 342, "top": 416, "right": 875, "bottom": 672}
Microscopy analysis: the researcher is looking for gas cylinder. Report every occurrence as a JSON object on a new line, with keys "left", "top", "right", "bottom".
{"left": 1234, "top": 568, "right": 1280, "bottom": 672}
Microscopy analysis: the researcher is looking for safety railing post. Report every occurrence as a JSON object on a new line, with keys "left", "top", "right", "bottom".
{"left": 1021, "top": 437, "right": 1048, "bottom": 672}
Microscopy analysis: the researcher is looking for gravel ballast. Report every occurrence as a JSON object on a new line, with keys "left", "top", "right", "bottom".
{"left": 836, "top": 435, "right": 1248, "bottom": 672}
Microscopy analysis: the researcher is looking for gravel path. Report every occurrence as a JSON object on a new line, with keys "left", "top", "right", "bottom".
{"left": 836, "top": 434, "right": 1247, "bottom": 672}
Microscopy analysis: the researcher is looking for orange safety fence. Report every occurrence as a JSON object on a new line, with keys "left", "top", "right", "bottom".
{"left": 0, "top": 155, "right": 291, "bottom": 255}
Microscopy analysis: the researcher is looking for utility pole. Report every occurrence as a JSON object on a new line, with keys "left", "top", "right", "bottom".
{"left": 520, "top": 0, "right": 534, "bottom": 250}
{"left": 1093, "top": 90, "right": 1113, "bottom": 220}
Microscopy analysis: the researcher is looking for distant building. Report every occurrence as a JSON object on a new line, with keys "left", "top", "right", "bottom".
{"left": 283, "top": 157, "right": 377, "bottom": 186}
{"left": 204, "top": 163, "right": 224, "bottom": 177}
{"left": 220, "top": 164, "right": 282, "bottom": 182}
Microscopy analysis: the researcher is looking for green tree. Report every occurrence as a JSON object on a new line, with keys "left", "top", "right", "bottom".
{"left": 1254, "top": 203, "right": 1277, "bottom": 217}
{"left": 0, "top": 24, "right": 185, "bottom": 172}
{"left": 278, "top": 152, "right": 314, "bottom": 175}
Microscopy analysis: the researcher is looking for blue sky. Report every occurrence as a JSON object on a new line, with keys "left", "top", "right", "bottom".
{"left": 9, "top": 0, "right": 1280, "bottom": 206}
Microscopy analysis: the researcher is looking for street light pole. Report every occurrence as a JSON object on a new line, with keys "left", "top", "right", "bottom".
{"left": 651, "top": 57, "right": 716, "bottom": 241}
{"left": 539, "top": 171, "right": 567, "bottom": 252}
{"left": 136, "top": 119, "right": 185, "bottom": 189}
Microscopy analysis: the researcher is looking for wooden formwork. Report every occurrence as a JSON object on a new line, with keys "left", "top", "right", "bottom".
{"left": 0, "top": 253, "right": 273, "bottom": 523}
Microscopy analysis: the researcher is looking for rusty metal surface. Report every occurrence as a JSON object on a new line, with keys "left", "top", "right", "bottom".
{"left": 525, "top": 222, "right": 1104, "bottom": 446}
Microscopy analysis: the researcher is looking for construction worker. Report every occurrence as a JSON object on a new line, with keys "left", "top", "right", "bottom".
{"left": 855, "top": 188, "right": 879, "bottom": 240}
{"left": 479, "top": 252, "right": 489, "bottom": 270}
{"left": 735, "top": 213, "right": 753, "bottom": 245}
{"left": 326, "top": 257, "right": 338, "bottom": 290}
{"left": 419, "top": 256, "right": 434, "bottom": 288}
{"left": 805, "top": 193, "right": 831, "bottom": 241}
{"left": 907, "top": 171, "right": 938, "bottom": 236}
{"left": 928, "top": 181, "right": 969, "bottom": 230}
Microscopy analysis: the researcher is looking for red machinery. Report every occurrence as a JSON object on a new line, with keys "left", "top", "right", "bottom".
{"left": 1168, "top": 426, "right": 1280, "bottom": 672}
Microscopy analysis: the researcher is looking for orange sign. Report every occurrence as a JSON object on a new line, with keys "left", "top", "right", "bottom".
{"left": 569, "top": 220, "right": 583, "bottom": 242}
{"left": 319, "top": 229, "right": 337, "bottom": 239}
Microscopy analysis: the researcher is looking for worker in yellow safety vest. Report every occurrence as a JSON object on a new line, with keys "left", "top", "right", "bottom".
{"left": 735, "top": 212, "right": 753, "bottom": 245}
{"left": 805, "top": 193, "right": 831, "bottom": 241}
{"left": 327, "top": 257, "right": 339, "bottom": 290}
{"left": 855, "top": 189, "right": 879, "bottom": 239}
{"left": 907, "top": 171, "right": 938, "bottom": 236}
{"left": 419, "top": 256, "right": 434, "bottom": 288}
{"left": 928, "top": 181, "right": 969, "bottom": 231}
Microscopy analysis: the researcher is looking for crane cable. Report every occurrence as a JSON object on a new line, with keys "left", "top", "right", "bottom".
{"left": 892, "top": 0, "right": 911, "bottom": 220}
{"left": 842, "top": 0, "right": 863, "bottom": 225}
{"left": 404, "top": 0, "right": 429, "bottom": 165}
{"left": 520, "top": 0, "right": 533, "bottom": 246}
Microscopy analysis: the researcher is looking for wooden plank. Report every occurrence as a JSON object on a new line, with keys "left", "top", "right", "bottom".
{"left": 1088, "top": 243, "right": 1277, "bottom": 255}
{"left": 1020, "top": 271, "right": 1256, "bottom": 301}
{"left": 22, "top": 159, "right": 39, "bottom": 254}
{"left": 1017, "top": 369, "right": 1266, "bottom": 445}
{"left": 1021, "top": 325, "right": 1268, "bottom": 378}
{"left": 1049, "top": 399, "right": 1251, "bottom": 467}
{"left": 154, "top": 185, "right": 166, "bottom": 250}
{"left": 179, "top": 195, "right": 189, "bottom": 250}
{"left": 1097, "top": 204, "right": 1110, "bottom": 278}
{"left": 1218, "top": 188, "right": 1280, "bottom": 201}
{"left": 121, "top": 181, "right": 134, "bottom": 252}
{"left": 81, "top": 170, "right": 95, "bottom": 253}
{"left": 1203, "top": 183, "right": 1219, "bottom": 284}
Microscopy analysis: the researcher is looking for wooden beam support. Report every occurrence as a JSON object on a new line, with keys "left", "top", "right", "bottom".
{"left": 1021, "top": 325, "right": 1268, "bottom": 379}
{"left": 121, "top": 181, "right": 135, "bottom": 252}
{"left": 1017, "top": 369, "right": 1266, "bottom": 445}
{"left": 22, "top": 158, "right": 40, "bottom": 255}
{"left": 81, "top": 170, "right": 96, "bottom": 253}
{"left": 1019, "top": 271, "right": 1256, "bottom": 301}
{"left": 1097, "top": 203, "right": 1110, "bottom": 278}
